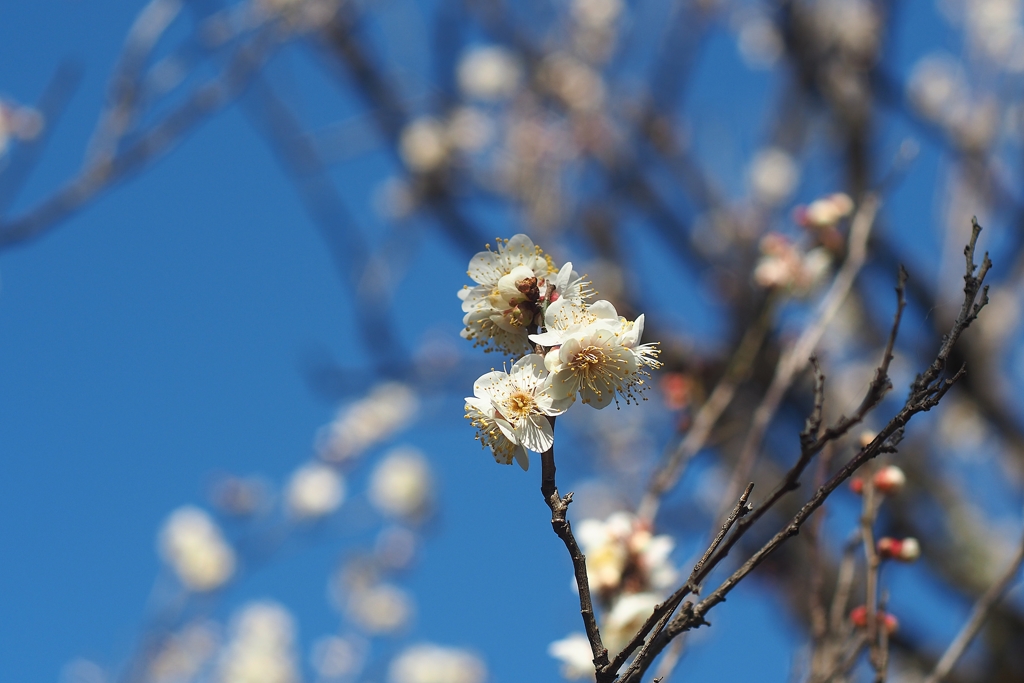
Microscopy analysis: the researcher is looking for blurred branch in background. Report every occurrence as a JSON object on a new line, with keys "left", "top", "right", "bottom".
{"left": 3, "top": 1, "right": 1024, "bottom": 683}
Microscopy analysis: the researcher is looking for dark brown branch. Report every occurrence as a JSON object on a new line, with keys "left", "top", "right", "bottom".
{"left": 600, "top": 484, "right": 754, "bottom": 682}
{"left": 621, "top": 224, "right": 990, "bottom": 680}
{"left": 540, "top": 417, "right": 609, "bottom": 672}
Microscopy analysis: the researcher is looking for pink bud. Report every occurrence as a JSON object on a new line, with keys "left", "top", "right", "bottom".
{"left": 877, "top": 537, "right": 920, "bottom": 562}
{"left": 850, "top": 605, "right": 899, "bottom": 633}
{"left": 849, "top": 478, "right": 864, "bottom": 495}
{"left": 873, "top": 466, "right": 906, "bottom": 495}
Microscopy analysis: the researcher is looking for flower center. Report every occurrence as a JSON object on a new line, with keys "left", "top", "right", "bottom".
{"left": 506, "top": 390, "right": 537, "bottom": 419}
{"left": 568, "top": 346, "right": 606, "bottom": 376}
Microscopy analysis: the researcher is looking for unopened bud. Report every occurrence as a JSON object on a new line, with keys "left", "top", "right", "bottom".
{"left": 798, "top": 193, "right": 855, "bottom": 229}
{"left": 877, "top": 537, "right": 920, "bottom": 562}
{"left": 859, "top": 430, "right": 875, "bottom": 448}
{"left": 873, "top": 466, "right": 906, "bottom": 495}
{"left": 850, "top": 605, "right": 899, "bottom": 634}
{"left": 849, "top": 477, "right": 864, "bottom": 495}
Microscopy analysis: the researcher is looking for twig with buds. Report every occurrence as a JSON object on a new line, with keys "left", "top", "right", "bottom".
{"left": 618, "top": 223, "right": 990, "bottom": 682}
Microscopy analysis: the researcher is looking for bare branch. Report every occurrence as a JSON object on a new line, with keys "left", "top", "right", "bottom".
{"left": 623, "top": 223, "right": 990, "bottom": 677}
{"left": 540, "top": 417, "right": 609, "bottom": 672}
{"left": 722, "top": 193, "right": 880, "bottom": 509}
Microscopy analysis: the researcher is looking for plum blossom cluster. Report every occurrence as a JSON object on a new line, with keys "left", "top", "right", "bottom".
{"left": 754, "top": 192, "right": 855, "bottom": 295}
{"left": 460, "top": 234, "right": 660, "bottom": 470}
{"left": 549, "top": 512, "right": 677, "bottom": 679}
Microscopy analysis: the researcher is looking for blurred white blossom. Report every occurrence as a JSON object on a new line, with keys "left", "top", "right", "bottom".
{"left": 347, "top": 583, "right": 413, "bottom": 634}
{"left": 737, "top": 16, "right": 783, "bottom": 69}
{"left": 369, "top": 447, "right": 433, "bottom": 519}
{"left": 149, "top": 621, "right": 221, "bottom": 683}
{"left": 571, "top": 0, "right": 622, "bottom": 30}
{"left": 400, "top": 118, "right": 449, "bottom": 172}
{"left": 311, "top": 635, "right": 366, "bottom": 681}
{"left": 0, "top": 100, "right": 43, "bottom": 156}
{"left": 754, "top": 233, "right": 832, "bottom": 295}
{"left": 447, "top": 107, "right": 494, "bottom": 153}
{"left": 577, "top": 511, "right": 676, "bottom": 600}
{"left": 548, "top": 633, "right": 594, "bottom": 680}
{"left": 319, "top": 382, "right": 419, "bottom": 462}
{"left": 388, "top": 644, "right": 487, "bottom": 683}
{"left": 603, "top": 592, "right": 661, "bottom": 653}
{"left": 217, "top": 602, "right": 299, "bottom": 683}
{"left": 457, "top": 46, "right": 522, "bottom": 101}
{"left": 159, "top": 506, "right": 236, "bottom": 591}
{"left": 286, "top": 463, "right": 345, "bottom": 519}
{"left": 748, "top": 147, "right": 799, "bottom": 205}
{"left": 539, "top": 54, "right": 606, "bottom": 112}
{"left": 908, "top": 54, "right": 968, "bottom": 123}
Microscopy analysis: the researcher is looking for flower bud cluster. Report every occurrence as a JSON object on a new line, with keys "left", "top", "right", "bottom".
{"left": 850, "top": 605, "right": 899, "bottom": 634}
{"left": 793, "top": 192, "right": 854, "bottom": 229}
{"left": 849, "top": 465, "right": 906, "bottom": 496}
{"left": 460, "top": 234, "right": 660, "bottom": 469}
{"left": 754, "top": 232, "right": 832, "bottom": 294}
{"left": 877, "top": 536, "right": 921, "bottom": 562}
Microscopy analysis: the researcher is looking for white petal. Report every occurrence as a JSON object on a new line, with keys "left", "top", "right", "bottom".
{"left": 473, "top": 370, "right": 509, "bottom": 399}
{"left": 588, "top": 300, "right": 618, "bottom": 319}
{"left": 513, "top": 446, "right": 530, "bottom": 471}
{"left": 495, "top": 417, "right": 518, "bottom": 443}
{"left": 468, "top": 250, "right": 502, "bottom": 285}
{"left": 516, "top": 416, "right": 554, "bottom": 452}
{"left": 529, "top": 330, "right": 562, "bottom": 347}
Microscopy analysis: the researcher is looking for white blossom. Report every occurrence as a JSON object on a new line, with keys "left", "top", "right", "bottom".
{"left": 603, "top": 592, "right": 662, "bottom": 653}
{"left": 400, "top": 118, "right": 449, "bottom": 172}
{"left": 548, "top": 633, "right": 595, "bottom": 681}
{"left": 469, "top": 354, "right": 570, "bottom": 464}
{"left": 457, "top": 46, "right": 522, "bottom": 101}
{"left": 459, "top": 234, "right": 582, "bottom": 355}
{"left": 217, "top": 602, "right": 299, "bottom": 683}
{"left": 748, "top": 147, "right": 799, "bottom": 205}
{"left": 543, "top": 310, "right": 651, "bottom": 408}
{"left": 285, "top": 463, "right": 345, "bottom": 519}
{"left": 346, "top": 583, "right": 413, "bottom": 634}
{"left": 389, "top": 644, "right": 487, "bottom": 683}
{"left": 318, "top": 382, "right": 418, "bottom": 462}
{"left": 754, "top": 233, "right": 832, "bottom": 295}
{"left": 159, "top": 506, "right": 235, "bottom": 592}
{"left": 369, "top": 447, "right": 433, "bottom": 519}
{"left": 148, "top": 621, "right": 220, "bottom": 683}
{"left": 576, "top": 512, "right": 676, "bottom": 599}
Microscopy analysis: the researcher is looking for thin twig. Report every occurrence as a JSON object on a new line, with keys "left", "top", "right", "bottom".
{"left": 601, "top": 484, "right": 753, "bottom": 681}
{"left": 721, "top": 194, "right": 880, "bottom": 511}
{"left": 638, "top": 301, "right": 773, "bottom": 524}
{"left": 922, "top": 529, "right": 1024, "bottom": 683}
{"left": 540, "top": 417, "right": 609, "bottom": 672}
{"left": 621, "top": 224, "right": 990, "bottom": 681}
